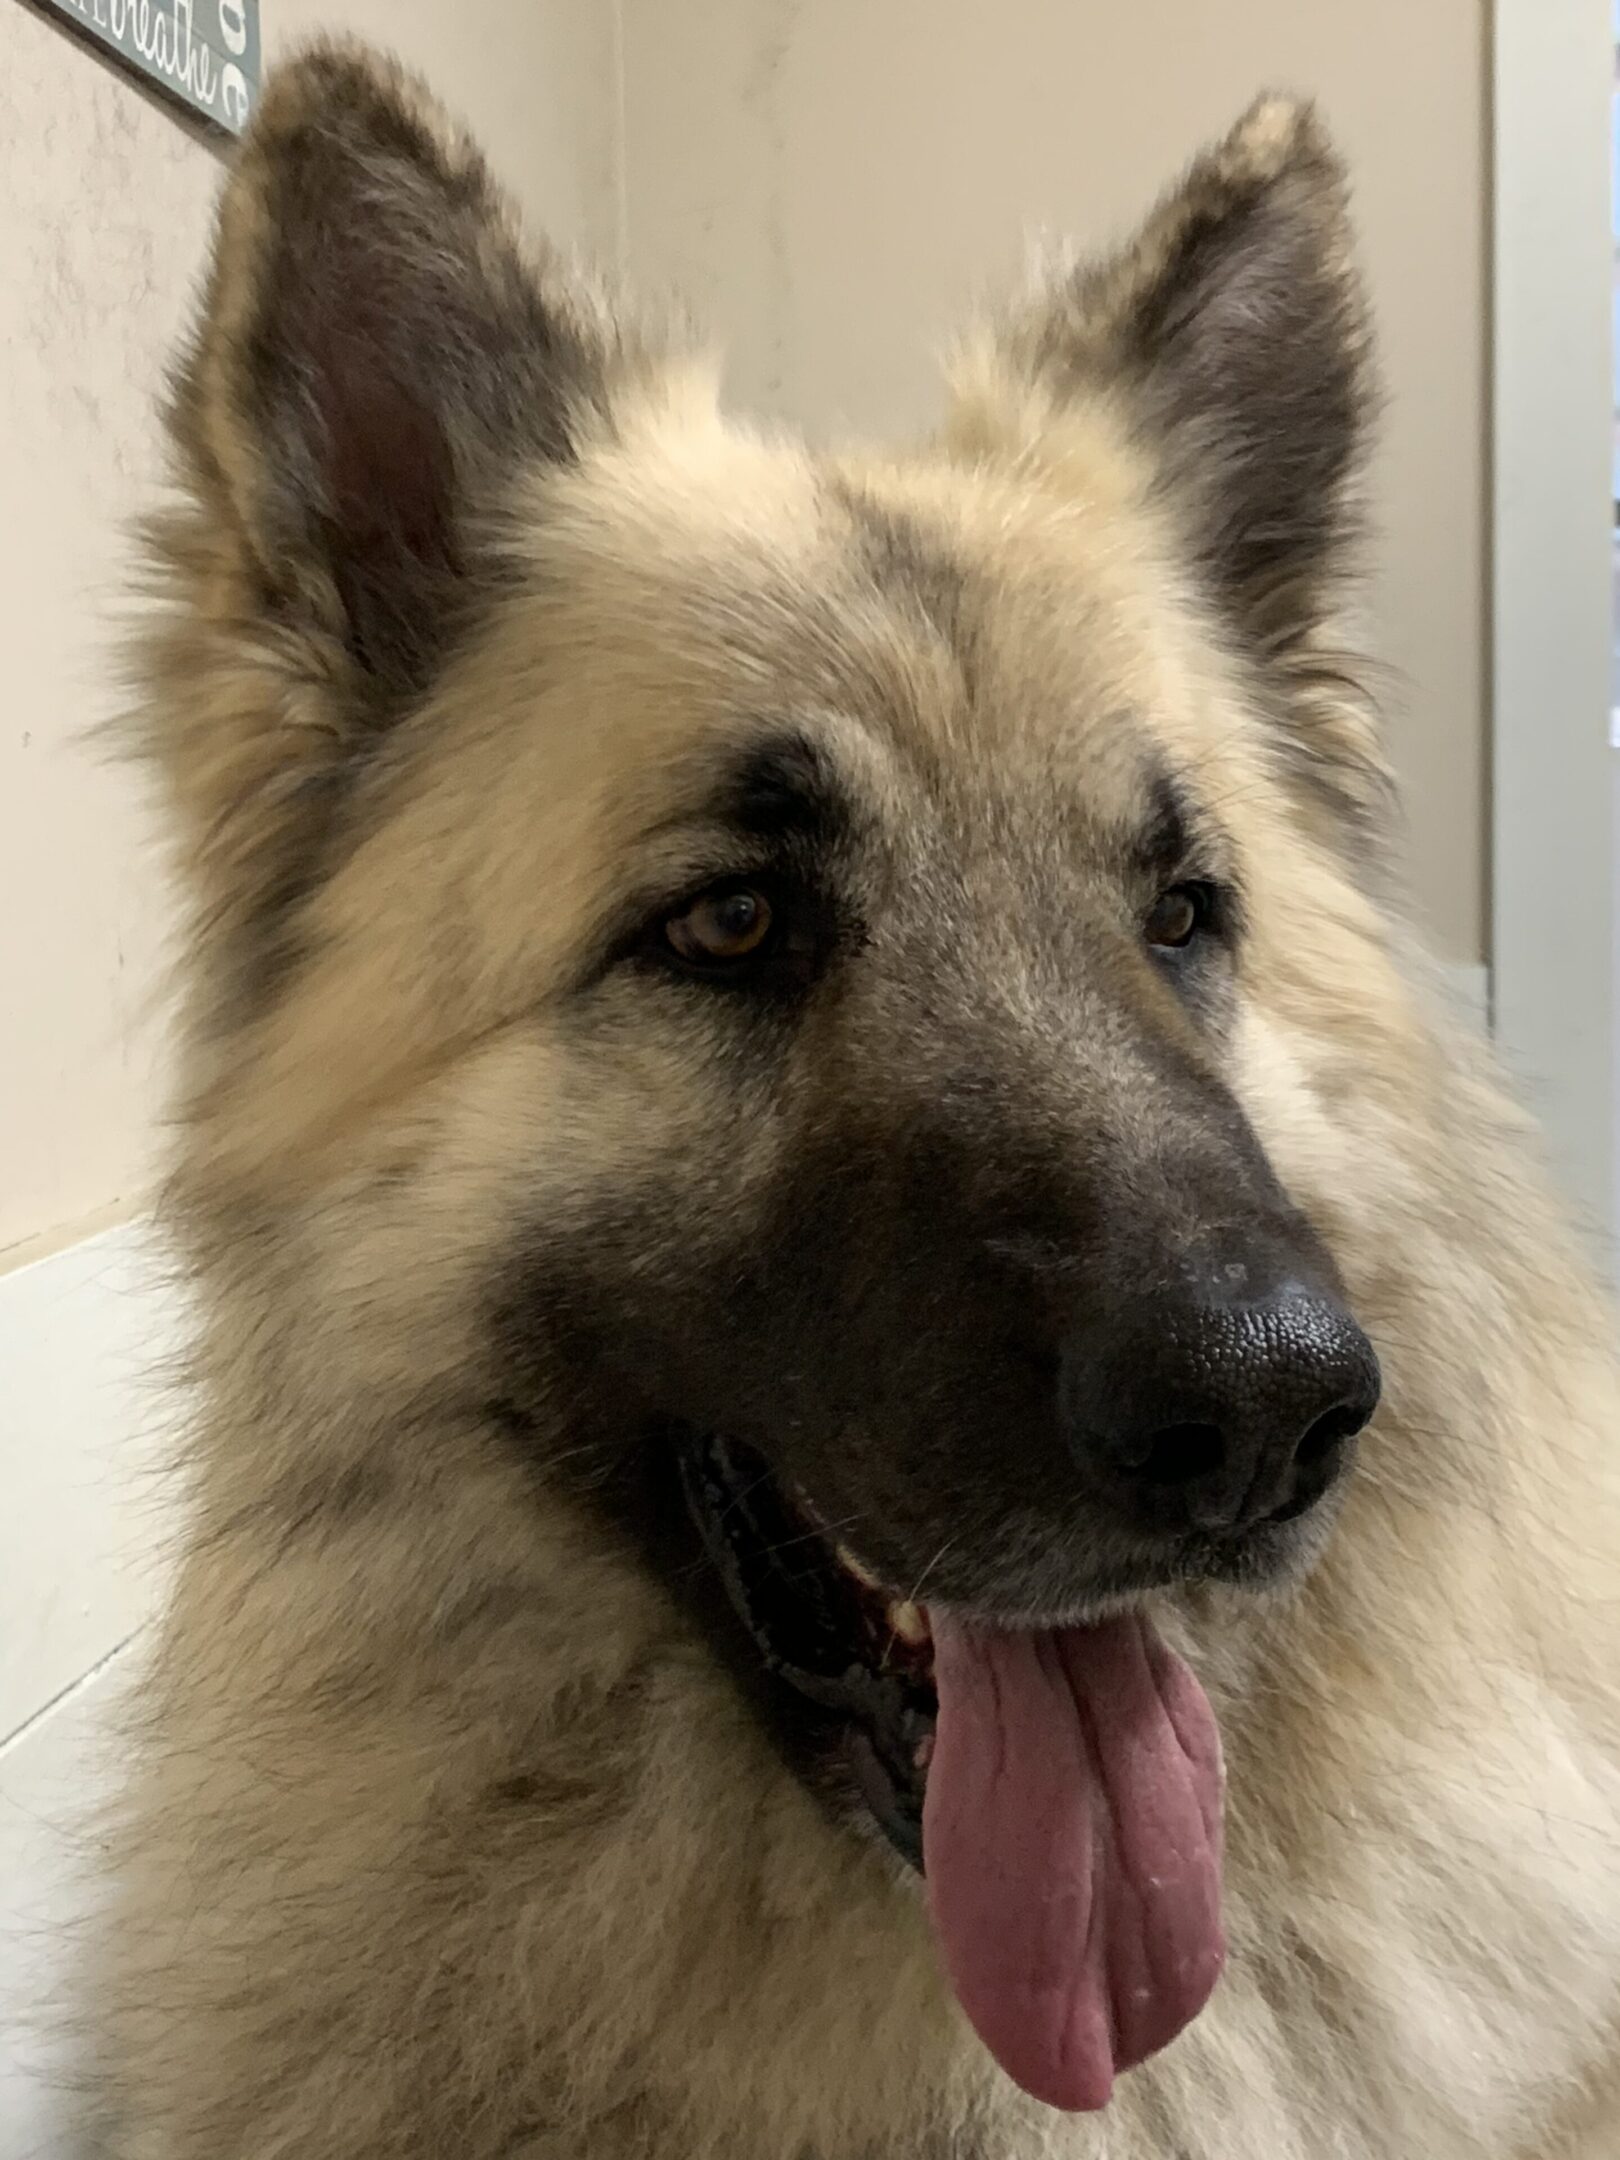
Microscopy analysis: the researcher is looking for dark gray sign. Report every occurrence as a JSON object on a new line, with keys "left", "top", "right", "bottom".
{"left": 33, "top": 0, "right": 260, "bottom": 132}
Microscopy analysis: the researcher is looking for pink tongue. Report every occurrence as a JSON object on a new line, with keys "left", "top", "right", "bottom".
{"left": 922, "top": 1611, "right": 1225, "bottom": 2112}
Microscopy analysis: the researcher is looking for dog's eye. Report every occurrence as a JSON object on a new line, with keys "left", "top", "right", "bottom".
{"left": 1144, "top": 882, "right": 1215, "bottom": 951}
{"left": 664, "top": 885, "right": 777, "bottom": 969}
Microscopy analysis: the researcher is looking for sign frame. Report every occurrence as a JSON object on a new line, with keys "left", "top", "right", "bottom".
{"left": 29, "top": 0, "right": 260, "bottom": 134}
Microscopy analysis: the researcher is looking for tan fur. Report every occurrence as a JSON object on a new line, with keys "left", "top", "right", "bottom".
{"left": 90, "top": 43, "right": 1620, "bottom": 2160}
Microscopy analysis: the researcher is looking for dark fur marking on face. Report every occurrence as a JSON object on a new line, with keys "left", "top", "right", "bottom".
{"left": 486, "top": 921, "right": 1330, "bottom": 1605}
{"left": 715, "top": 731, "right": 853, "bottom": 853}
{"left": 1133, "top": 771, "right": 1196, "bottom": 884}
{"left": 827, "top": 481, "right": 972, "bottom": 655}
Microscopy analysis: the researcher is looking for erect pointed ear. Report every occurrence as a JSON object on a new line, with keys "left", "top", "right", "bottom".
{"left": 987, "top": 96, "right": 1376, "bottom": 658}
{"left": 141, "top": 41, "right": 672, "bottom": 1003}
{"left": 173, "top": 40, "right": 640, "bottom": 708}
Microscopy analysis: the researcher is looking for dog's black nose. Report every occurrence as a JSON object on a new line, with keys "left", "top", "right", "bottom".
{"left": 1061, "top": 1276, "right": 1380, "bottom": 1536}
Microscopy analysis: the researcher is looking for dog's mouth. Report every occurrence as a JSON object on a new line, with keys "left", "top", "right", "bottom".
{"left": 676, "top": 1430, "right": 1227, "bottom": 2113}
{"left": 677, "top": 1431, "right": 941, "bottom": 1863}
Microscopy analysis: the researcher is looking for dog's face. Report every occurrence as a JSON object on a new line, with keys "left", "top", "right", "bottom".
{"left": 477, "top": 455, "right": 1380, "bottom": 1610}
{"left": 151, "top": 49, "right": 1389, "bottom": 2095}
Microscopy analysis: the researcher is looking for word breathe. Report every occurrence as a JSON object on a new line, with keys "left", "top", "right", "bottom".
{"left": 41, "top": 0, "right": 258, "bottom": 132}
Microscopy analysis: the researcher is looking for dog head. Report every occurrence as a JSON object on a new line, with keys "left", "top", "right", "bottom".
{"left": 144, "top": 45, "right": 1391, "bottom": 2105}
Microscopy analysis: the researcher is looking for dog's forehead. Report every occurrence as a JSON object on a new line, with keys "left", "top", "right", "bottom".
{"left": 523, "top": 422, "right": 1199, "bottom": 846}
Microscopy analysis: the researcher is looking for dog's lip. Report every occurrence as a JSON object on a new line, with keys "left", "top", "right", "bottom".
{"left": 818, "top": 1524, "right": 1157, "bottom": 1644}
{"left": 793, "top": 1478, "right": 1328, "bottom": 1633}
{"left": 808, "top": 1504, "right": 1284, "bottom": 1645}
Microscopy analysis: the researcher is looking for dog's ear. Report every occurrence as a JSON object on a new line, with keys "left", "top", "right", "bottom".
{"left": 173, "top": 42, "right": 635, "bottom": 704}
{"left": 958, "top": 96, "right": 1388, "bottom": 845}
{"left": 995, "top": 96, "right": 1374, "bottom": 653}
{"left": 141, "top": 42, "right": 661, "bottom": 994}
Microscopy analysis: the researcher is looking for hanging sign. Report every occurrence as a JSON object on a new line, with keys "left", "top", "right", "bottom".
{"left": 31, "top": 0, "right": 260, "bottom": 133}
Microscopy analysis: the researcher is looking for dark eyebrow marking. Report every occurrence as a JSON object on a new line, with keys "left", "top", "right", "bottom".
{"left": 714, "top": 730, "right": 851, "bottom": 851}
{"left": 1134, "top": 771, "right": 1196, "bottom": 880}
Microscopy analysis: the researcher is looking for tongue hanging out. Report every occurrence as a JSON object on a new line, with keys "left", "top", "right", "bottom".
{"left": 922, "top": 1611, "right": 1226, "bottom": 2112}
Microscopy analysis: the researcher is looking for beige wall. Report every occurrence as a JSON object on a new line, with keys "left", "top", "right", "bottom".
{"left": 1, "top": 6, "right": 207, "bottom": 1262}
{"left": 618, "top": 0, "right": 1489, "bottom": 964}
{"left": 0, "top": 2, "right": 614, "bottom": 1260}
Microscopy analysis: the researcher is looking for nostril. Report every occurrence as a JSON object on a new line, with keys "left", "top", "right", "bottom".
{"left": 1136, "top": 1422, "right": 1226, "bottom": 1487}
{"left": 1296, "top": 1400, "right": 1372, "bottom": 1468}
{"left": 1061, "top": 1288, "right": 1380, "bottom": 1532}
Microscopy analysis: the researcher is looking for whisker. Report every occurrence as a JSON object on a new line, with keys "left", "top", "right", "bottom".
{"left": 904, "top": 1533, "right": 963, "bottom": 1609}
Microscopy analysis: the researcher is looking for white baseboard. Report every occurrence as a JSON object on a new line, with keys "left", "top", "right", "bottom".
{"left": 0, "top": 1219, "right": 184, "bottom": 1750}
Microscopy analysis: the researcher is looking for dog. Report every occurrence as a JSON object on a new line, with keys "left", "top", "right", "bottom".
{"left": 91, "top": 40, "right": 1620, "bottom": 2158}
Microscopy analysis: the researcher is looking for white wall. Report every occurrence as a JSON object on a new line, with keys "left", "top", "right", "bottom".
{"left": 1490, "top": 1, "right": 1615, "bottom": 1240}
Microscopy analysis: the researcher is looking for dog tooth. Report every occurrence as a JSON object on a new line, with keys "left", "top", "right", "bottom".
{"left": 888, "top": 1599, "right": 930, "bottom": 1645}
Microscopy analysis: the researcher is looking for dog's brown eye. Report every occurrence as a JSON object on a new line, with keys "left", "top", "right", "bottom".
{"left": 665, "top": 886, "right": 775, "bottom": 967}
{"left": 1145, "top": 883, "right": 1212, "bottom": 950}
